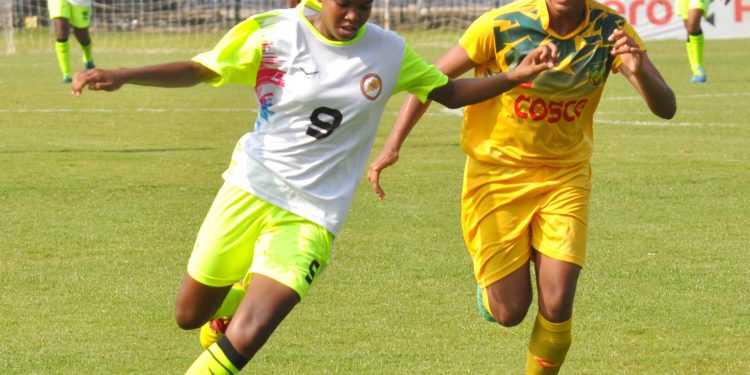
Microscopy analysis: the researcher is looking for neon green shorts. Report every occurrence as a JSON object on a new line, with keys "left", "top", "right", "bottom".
{"left": 187, "top": 183, "right": 334, "bottom": 299}
{"left": 47, "top": 0, "right": 92, "bottom": 28}
{"left": 675, "top": 0, "right": 707, "bottom": 19}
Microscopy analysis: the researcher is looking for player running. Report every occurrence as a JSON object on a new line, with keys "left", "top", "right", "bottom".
{"left": 71, "top": 0, "right": 561, "bottom": 373}
{"left": 47, "top": 0, "right": 95, "bottom": 82}
{"left": 368, "top": 0, "right": 676, "bottom": 373}
{"left": 670, "top": 0, "right": 731, "bottom": 82}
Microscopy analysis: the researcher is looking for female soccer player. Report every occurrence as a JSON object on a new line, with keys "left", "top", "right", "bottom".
{"left": 671, "top": 0, "right": 731, "bottom": 82}
{"left": 367, "top": 0, "right": 676, "bottom": 373}
{"left": 71, "top": 0, "right": 561, "bottom": 373}
{"left": 47, "top": 0, "right": 95, "bottom": 82}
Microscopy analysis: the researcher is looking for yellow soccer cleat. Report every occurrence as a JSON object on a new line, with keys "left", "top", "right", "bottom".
{"left": 199, "top": 317, "right": 231, "bottom": 349}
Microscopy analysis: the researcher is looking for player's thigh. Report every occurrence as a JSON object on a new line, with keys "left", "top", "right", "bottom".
{"left": 686, "top": 9, "right": 704, "bottom": 33}
{"left": 533, "top": 252, "right": 581, "bottom": 321}
{"left": 187, "top": 183, "right": 269, "bottom": 287}
{"left": 531, "top": 164, "right": 591, "bottom": 268}
{"left": 484, "top": 262, "right": 533, "bottom": 324}
{"left": 464, "top": 204, "right": 535, "bottom": 288}
{"left": 226, "top": 273, "right": 301, "bottom": 354}
{"left": 69, "top": 4, "right": 92, "bottom": 29}
{"left": 462, "top": 159, "right": 542, "bottom": 287}
{"left": 249, "top": 209, "right": 333, "bottom": 300}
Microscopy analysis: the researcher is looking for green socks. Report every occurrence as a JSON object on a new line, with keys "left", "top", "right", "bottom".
{"left": 81, "top": 42, "right": 94, "bottom": 68}
{"left": 55, "top": 40, "right": 95, "bottom": 81}
{"left": 686, "top": 33, "right": 704, "bottom": 75}
{"left": 186, "top": 337, "right": 248, "bottom": 375}
{"left": 54, "top": 40, "right": 72, "bottom": 80}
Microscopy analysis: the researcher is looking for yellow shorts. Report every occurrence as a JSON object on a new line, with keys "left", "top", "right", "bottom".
{"left": 188, "top": 183, "right": 334, "bottom": 299}
{"left": 675, "top": 0, "right": 707, "bottom": 19}
{"left": 47, "top": 0, "right": 92, "bottom": 28}
{"left": 461, "top": 158, "right": 591, "bottom": 288}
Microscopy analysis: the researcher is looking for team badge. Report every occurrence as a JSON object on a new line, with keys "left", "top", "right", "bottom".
{"left": 587, "top": 61, "right": 605, "bottom": 86}
{"left": 360, "top": 73, "right": 382, "bottom": 101}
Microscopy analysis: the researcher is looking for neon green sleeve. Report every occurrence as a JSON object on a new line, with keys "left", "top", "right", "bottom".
{"left": 394, "top": 44, "right": 449, "bottom": 103}
{"left": 191, "top": 15, "right": 274, "bottom": 88}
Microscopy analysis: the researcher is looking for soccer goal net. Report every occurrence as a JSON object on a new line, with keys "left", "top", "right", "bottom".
{"left": 3, "top": 0, "right": 509, "bottom": 54}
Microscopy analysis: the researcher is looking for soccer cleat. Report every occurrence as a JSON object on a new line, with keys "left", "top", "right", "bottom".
{"left": 84, "top": 60, "right": 95, "bottom": 69}
{"left": 199, "top": 317, "right": 231, "bottom": 349}
{"left": 690, "top": 67, "right": 706, "bottom": 83}
{"left": 476, "top": 285, "right": 496, "bottom": 323}
{"left": 62, "top": 76, "right": 72, "bottom": 83}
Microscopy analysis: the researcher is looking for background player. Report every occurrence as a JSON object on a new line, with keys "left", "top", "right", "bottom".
{"left": 367, "top": 0, "right": 676, "bottom": 373}
{"left": 70, "top": 0, "right": 560, "bottom": 373}
{"left": 671, "top": 0, "right": 731, "bottom": 82}
{"left": 48, "top": 0, "right": 95, "bottom": 83}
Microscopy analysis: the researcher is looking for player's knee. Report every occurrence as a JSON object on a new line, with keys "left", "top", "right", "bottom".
{"left": 489, "top": 297, "right": 531, "bottom": 327}
{"left": 538, "top": 297, "right": 574, "bottom": 323}
{"left": 225, "top": 315, "right": 277, "bottom": 356}
{"left": 493, "top": 309, "right": 528, "bottom": 327}
{"left": 174, "top": 306, "right": 209, "bottom": 330}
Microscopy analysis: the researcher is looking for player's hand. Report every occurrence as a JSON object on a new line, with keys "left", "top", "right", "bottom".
{"left": 367, "top": 149, "right": 399, "bottom": 199}
{"left": 609, "top": 28, "right": 644, "bottom": 75}
{"left": 507, "top": 42, "right": 559, "bottom": 83}
{"left": 71, "top": 68, "right": 125, "bottom": 96}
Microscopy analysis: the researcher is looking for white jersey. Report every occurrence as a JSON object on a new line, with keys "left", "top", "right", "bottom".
{"left": 192, "top": 5, "right": 447, "bottom": 235}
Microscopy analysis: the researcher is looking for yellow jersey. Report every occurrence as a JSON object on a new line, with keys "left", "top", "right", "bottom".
{"left": 459, "top": 0, "right": 644, "bottom": 167}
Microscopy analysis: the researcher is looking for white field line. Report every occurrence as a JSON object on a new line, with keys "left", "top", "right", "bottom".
{"left": 433, "top": 108, "right": 747, "bottom": 127}
{"left": 1, "top": 92, "right": 747, "bottom": 127}
{"left": 2, "top": 107, "right": 746, "bottom": 127}
{"left": 602, "top": 91, "right": 750, "bottom": 101}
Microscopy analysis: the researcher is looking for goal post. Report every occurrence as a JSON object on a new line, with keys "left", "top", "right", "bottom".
{"left": 1, "top": 0, "right": 15, "bottom": 54}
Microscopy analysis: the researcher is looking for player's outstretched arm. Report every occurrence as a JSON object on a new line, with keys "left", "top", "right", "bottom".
{"left": 368, "top": 43, "right": 557, "bottom": 199}
{"left": 71, "top": 61, "right": 218, "bottom": 96}
{"left": 609, "top": 29, "right": 676, "bottom": 119}
{"left": 428, "top": 42, "right": 558, "bottom": 109}
{"left": 368, "top": 45, "right": 476, "bottom": 199}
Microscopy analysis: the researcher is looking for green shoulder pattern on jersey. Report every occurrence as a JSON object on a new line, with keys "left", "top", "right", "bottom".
{"left": 488, "top": 0, "right": 630, "bottom": 93}
{"left": 394, "top": 44, "right": 449, "bottom": 103}
{"left": 191, "top": 10, "right": 284, "bottom": 88}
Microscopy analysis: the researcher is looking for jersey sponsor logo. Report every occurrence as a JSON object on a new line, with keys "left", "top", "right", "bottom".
{"left": 360, "top": 73, "right": 382, "bottom": 101}
{"left": 513, "top": 95, "right": 588, "bottom": 124}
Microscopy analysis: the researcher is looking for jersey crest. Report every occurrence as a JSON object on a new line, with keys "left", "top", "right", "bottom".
{"left": 360, "top": 73, "right": 383, "bottom": 101}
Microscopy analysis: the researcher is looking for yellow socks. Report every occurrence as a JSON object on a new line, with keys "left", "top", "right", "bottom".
{"left": 525, "top": 314, "right": 572, "bottom": 374}
{"left": 186, "top": 337, "right": 248, "bottom": 375}
{"left": 54, "top": 40, "right": 71, "bottom": 80}
{"left": 686, "top": 33, "right": 705, "bottom": 75}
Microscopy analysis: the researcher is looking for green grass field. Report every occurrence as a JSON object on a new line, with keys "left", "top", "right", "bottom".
{"left": 1, "top": 34, "right": 749, "bottom": 374}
